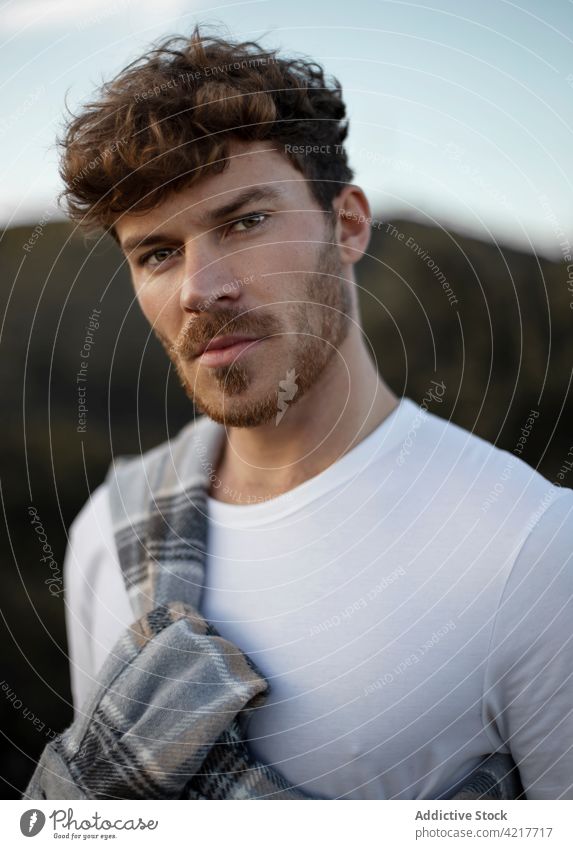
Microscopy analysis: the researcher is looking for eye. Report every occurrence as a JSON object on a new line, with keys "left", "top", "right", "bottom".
{"left": 226, "top": 213, "right": 268, "bottom": 235}
{"left": 134, "top": 213, "right": 269, "bottom": 268}
{"left": 137, "top": 247, "right": 178, "bottom": 268}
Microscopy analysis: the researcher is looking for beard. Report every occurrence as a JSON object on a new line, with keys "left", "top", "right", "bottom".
{"left": 154, "top": 238, "right": 353, "bottom": 427}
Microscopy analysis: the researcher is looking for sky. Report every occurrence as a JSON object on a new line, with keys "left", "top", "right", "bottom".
{"left": 1, "top": 0, "right": 572, "bottom": 257}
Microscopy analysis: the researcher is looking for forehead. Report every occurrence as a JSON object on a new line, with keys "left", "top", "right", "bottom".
{"left": 191, "top": 139, "right": 307, "bottom": 201}
{"left": 114, "top": 139, "right": 312, "bottom": 240}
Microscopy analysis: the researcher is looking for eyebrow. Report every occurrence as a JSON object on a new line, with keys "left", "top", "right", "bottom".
{"left": 120, "top": 186, "right": 285, "bottom": 255}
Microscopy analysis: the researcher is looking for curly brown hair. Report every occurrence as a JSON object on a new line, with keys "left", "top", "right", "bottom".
{"left": 57, "top": 24, "right": 354, "bottom": 238}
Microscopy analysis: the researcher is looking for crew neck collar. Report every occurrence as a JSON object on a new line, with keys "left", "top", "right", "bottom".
{"left": 205, "top": 396, "right": 419, "bottom": 524}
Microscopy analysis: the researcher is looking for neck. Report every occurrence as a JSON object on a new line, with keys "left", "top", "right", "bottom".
{"left": 209, "top": 326, "right": 399, "bottom": 504}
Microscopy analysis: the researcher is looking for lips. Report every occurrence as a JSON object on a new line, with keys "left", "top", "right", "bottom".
{"left": 196, "top": 335, "right": 269, "bottom": 367}
{"left": 196, "top": 334, "right": 263, "bottom": 357}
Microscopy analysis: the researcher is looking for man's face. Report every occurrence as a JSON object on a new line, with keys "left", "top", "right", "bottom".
{"left": 115, "top": 140, "right": 353, "bottom": 427}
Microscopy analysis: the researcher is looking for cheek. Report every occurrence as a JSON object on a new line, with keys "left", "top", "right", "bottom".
{"left": 134, "top": 284, "right": 178, "bottom": 332}
{"left": 274, "top": 240, "right": 317, "bottom": 269}
{"left": 253, "top": 248, "right": 317, "bottom": 305}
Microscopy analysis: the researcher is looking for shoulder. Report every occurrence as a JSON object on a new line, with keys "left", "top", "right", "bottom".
{"left": 64, "top": 480, "right": 133, "bottom": 712}
{"left": 509, "top": 487, "right": 573, "bottom": 587}
{"left": 65, "top": 481, "right": 115, "bottom": 574}
{"left": 63, "top": 480, "right": 118, "bottom": 695}
{"left": 64, "top": 482, "right": 120, "bottom": 628}
{"left": 66, "top": 414, "right": 221, "bottom": 549}
{"left": 414, "top": 403, "right": 560, "bottom": 522}
{"left": 103, "top": 415, "right": 225, "bottom": 534}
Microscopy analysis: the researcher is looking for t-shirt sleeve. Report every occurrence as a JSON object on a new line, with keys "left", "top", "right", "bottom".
{"left": 63, "top": 482, "right": 117, "bottom": 717}
{"left": 482, "top": 489, "right": 573, "bottom": 799}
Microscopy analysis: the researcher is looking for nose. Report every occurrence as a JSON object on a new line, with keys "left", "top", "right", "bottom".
{"left": 179, "top": 244, "right": 242, "bottom": 314}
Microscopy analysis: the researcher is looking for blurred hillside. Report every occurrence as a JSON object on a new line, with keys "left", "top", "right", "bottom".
{"left": 1, "top": 217, "right": 572, "bottom": 797}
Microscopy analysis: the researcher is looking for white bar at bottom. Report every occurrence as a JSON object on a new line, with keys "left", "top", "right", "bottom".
{"left": 4, "top": 799, "right": 572, "bottom": 849}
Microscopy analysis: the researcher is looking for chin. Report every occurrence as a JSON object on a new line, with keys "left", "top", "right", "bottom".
{"left": 193, "top": 389, "right": 283, "bottom": 428}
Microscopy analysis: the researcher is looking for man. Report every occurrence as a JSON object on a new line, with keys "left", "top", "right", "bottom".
{"left": 52, "top": 26, "right": 572, "bottom": 799}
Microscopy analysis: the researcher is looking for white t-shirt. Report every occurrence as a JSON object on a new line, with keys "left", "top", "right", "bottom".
{"left": 63, "top": 397, "right": 573, "bottom": 799}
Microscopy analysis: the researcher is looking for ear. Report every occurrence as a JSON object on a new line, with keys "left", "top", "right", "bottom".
{"left": 330, "top": 185, "right": 373, "bottom": 266}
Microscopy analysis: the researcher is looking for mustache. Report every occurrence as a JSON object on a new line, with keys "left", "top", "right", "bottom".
{"left": 167, "top": 308, "right": 281, "bottom": 360}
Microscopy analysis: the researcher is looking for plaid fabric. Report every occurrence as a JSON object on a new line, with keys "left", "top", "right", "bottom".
{"left": 24, "top": 601, "right": 310, "bottom": 799}
{"left": 24, "top": 413, "right": 524, "bottom": 800}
